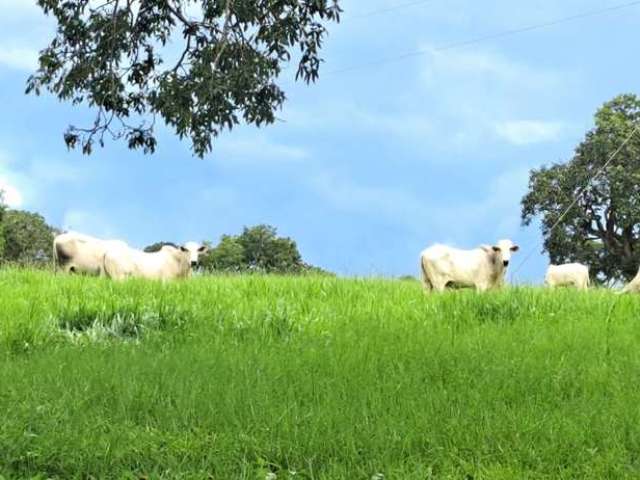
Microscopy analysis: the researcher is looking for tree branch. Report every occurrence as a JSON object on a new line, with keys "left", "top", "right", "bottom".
{"left": 212, "top": 0, "right": 235, "bottom": 72}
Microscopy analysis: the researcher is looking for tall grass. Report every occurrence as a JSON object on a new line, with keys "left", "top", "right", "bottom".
{"left": 1, "top": 268, "right": 640, "bottom": 478}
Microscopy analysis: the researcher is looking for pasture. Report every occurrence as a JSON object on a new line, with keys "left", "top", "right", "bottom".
{"left": 2, "top": 269, "right": 640, "bottom": 479}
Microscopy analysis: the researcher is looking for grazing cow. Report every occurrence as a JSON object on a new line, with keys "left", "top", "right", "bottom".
{"left": 420, "top": 239, "right": 519, "bottom": 292}
{"left": 102, "top": 244, "right": 193, "bottom": 281}
{"left": 544, "top": 263, "right": 590, "bottom": 290}
{"left": 53, "top": 232, "right": 129, "bottom": 275}
{"left": 622, "top": 267, "right": 640, "bottom": 294}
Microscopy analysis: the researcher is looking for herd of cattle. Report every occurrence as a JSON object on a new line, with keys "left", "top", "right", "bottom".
{"left": 53, "top": 232, "right": 208, "bottom": 280}
{"left": 419, "top": 238, "right": 640, "bottom": 293}
{"left": 53, "top": 231, "right": 640, "bottom": 292}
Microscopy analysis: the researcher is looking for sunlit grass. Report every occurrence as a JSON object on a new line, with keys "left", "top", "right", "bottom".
{"left": 1, "top": 268, "right": 640, "bottom": 478}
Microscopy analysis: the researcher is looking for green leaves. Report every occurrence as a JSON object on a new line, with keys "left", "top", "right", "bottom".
{"left": 521, "top": 94, "right": 640, "bottom": 283}
{"left": 200, "top": 224, "right": 327, "bottom": 274}
{"left": 29, "top": 0, "right": 341, "bottom": 157}
{"left": 0, "top": 210, "right": 56, "bottom": 266}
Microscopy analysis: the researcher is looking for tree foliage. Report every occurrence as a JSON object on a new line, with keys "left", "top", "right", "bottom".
{"left": 203, "top": 234, "right": 245, "bottom": 271}
{"left": 237, "top": 224, "right": 302, "bottom": 271}
{"left": 521, "top": 94, "right": 640, "bottom": 283}
{"left": 28, "top": 0, "right": 341, "bottom": 157}
{"left": 0, "top": 193, "right": 6, "bottom": 257}
{"left": 1, "top": 210, "right": 56, "bottom": 266}
{"left": 201, "top": 224, "right": 327, "bottom": 274}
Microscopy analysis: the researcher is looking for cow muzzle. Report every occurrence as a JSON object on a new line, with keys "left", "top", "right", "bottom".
{"left": 503, "top": 260, "right": 510, "bottom": 267}
{"left": 191, "top": 261, "right": 198, "bottom": 268}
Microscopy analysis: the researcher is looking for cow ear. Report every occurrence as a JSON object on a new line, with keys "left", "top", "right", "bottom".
{"left": 510, "top": 245, "right": 519, "bottom": 252}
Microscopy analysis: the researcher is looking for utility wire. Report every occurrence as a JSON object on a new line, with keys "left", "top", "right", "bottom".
{"left": 511, "top": 124, "right": 640, "bottom": 279}
{"left": 325, "top": 0, "right": 640, "bottom": 76}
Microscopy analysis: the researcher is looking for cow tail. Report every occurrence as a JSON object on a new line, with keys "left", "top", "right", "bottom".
{"left": 52, "top": 238, "right": 58, "bottom": 274}
{"left": 100, "top": 252, "right": 108, "bottom": 278}
{"left": 420, "top": 256, "right": 432, "bottom": 291}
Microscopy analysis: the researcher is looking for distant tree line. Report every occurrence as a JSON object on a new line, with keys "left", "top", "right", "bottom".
{"left": 0, "top": 199, "right": 57, "bottom": 266}
{"left": 0, "top": 198, "right": 328, "bottom": 275}
{"left": 145, "top": 224, "right": 331, "bottom": 275}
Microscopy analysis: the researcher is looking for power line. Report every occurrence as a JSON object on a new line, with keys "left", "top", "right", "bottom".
{"left": 436, "top": 1, "right": 640, "bottom": 52}
{"left": 325, "top": 0, "right": 640, "bottom": 76}
{"left": 511, "top": 124, "right": 640, "bottom": 279}
{"left": 344, "top": 0, "right": 435, "bottom": 21}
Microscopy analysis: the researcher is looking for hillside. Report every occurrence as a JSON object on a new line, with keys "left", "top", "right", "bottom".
{"left": 1, "top": 270, "right": 640, "bottom": 478}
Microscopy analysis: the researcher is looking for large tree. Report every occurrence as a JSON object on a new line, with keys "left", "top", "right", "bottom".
{"left": 521, "top": 94, "right": 640, "bottom": 283}
{"left": 27, "top": 0, "right": 340, "bottom": 157}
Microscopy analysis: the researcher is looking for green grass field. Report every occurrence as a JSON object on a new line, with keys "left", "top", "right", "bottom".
{"left": 2, "top": 269, "right": 640, "bottom": 479}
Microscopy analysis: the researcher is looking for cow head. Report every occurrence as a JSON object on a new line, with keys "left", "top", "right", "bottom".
{"left": 183, "top": 241, "right": 209, "bottom": 268}
{"left": 489, "top": 239, "right": 519, "bottom": 268}
{"left": 160, "top": 245, "right": 193, "bottom": 278}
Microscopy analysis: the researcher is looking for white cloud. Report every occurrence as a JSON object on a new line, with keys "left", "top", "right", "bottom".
{"left": 62, "top": 209, "right": 117, "bottom": 238}
{"left": 310, "top": 170, "right": 420, "bottom": 220}
{"left": 215, "top": 133, "right": 310, "bottom": 164}
{"left": 283, "top": 45, "right": 574, "bottom": 156}
{"left": 27, "top": 157, "right": 86, "bottom": 184}
{"left": 420, "top": 45, "right": 561, "bottom": 113}
{"left": 0, "top": 46, "right": 39, "bottom": 71}
{"left": 0, "top": 152, "right": 24, "bottom": 207}
{"left": 0, "top": 0, "right": 40, "bottom": 16}
{"left": 494, "top": 120, "right": 566, "bottom": 146}
{"left": 308, "top": 163, "right": 532, "bottom": 244}
{"left": 421, "top": 46, "right": 558, "bottom": 91}
{"left": 416, "top": 46, "right": 575, "bottom": 150}
{"left": 0, "top": 177, "right": 23, "bottom": 207}
{"left": 0, "top": 149, "right": 89, "bottom": 208}
{"left": 284, "top": 102, "right": 434, "bottom": 142}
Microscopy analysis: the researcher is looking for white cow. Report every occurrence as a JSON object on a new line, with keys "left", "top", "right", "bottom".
{"left": 544, "top": 263, "right": 590, "bottom": 290}
{"left": 420, "top": 239, "right": 519, "bottom": 292}
{"left": 53, "top": 232, "right": 129, "bottom": 275}
{"left": 102, "top": 244, "right": 193, "bottom": 281}
{"left": 622, "top": 267, "right": 640, "bottom": 293}
{"left": 183, "top": 241, "right": 209, "bottom": 268}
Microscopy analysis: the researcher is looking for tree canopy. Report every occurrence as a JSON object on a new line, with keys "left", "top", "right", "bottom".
{"left": 201, "top": 224, "right": 328, "bottom": 274}
{"left": 521, "top": 94, "right": 640, "bottom": 283}
{"left": 28, "top": 0, "right": 341, "bottom": 157}
{"left": 1, "top": 209, "right": 57, "bottom": 266}
{"left": 0, "top": 193, "right": 6, "bottom": 257}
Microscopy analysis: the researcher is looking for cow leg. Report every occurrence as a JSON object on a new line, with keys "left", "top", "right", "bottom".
{"left": 420, "top": 258, "right": 433, "bottom": 292}
{"left": 431, "top": 278, "right": 448, "bottom": 292}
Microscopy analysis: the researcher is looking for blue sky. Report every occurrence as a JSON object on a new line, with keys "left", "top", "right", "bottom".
{"left": 0, "top": 0, "right": 638, "bottom": 281}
